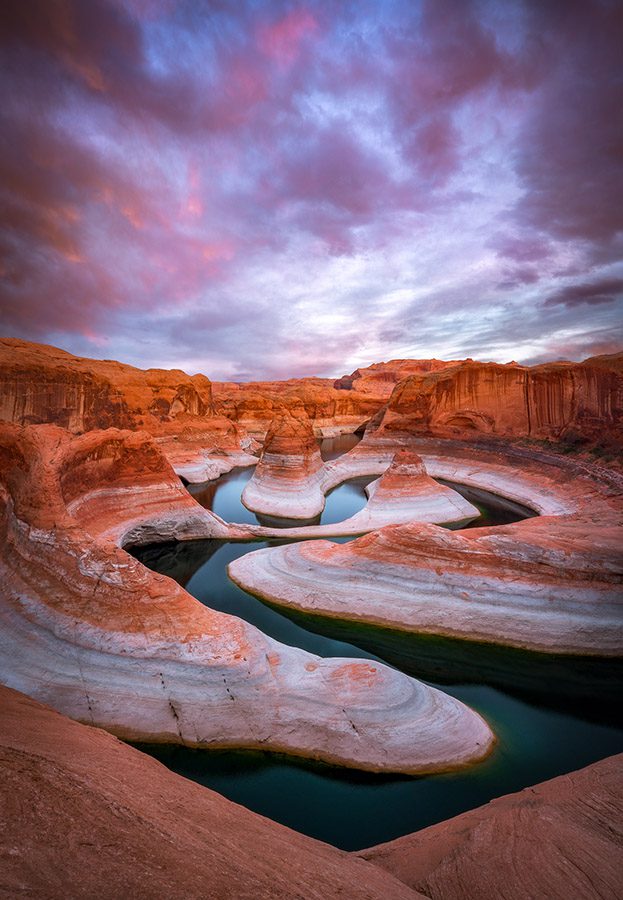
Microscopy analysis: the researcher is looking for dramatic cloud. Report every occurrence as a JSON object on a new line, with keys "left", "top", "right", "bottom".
{"left": 543, "top": 278, "right": 623, "bottom": 309}
{"left": 0, "top": 0, "right": 621, "bottom": 379}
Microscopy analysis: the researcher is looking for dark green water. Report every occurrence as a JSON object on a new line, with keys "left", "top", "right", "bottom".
{"left": 131, "top": 449, "right": 623, "bottom": 851}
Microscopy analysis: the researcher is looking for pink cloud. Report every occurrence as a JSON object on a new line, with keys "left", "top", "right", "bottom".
{"left": 1, "top": 0, "right": 622, "bottom": 379}
{"left": 257, "top": 8, "right": 318, "bottom": 67}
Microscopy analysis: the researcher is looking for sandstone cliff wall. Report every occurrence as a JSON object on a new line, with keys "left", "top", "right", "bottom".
{"left": 2, "top": 339, "right": 621, "bottom": 448}
{"left": 0, "top": 339, "right": 213, "bottom": 433}
{"left": 334, "top": 359, "right": 462, "bottom": 395}
{"left": 375, "top": 358, "right": 623, "bottom": 442}
{"left": 212, "top": 379, "right": 380, "bottom": 435}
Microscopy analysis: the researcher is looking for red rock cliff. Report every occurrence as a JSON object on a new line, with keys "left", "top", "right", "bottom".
{"left": 374, "top": 357, "right": 623, "bottom": 442}
{"left": 0, "top": 338, "right": 213, "bottom": 433}
{"left": 334, "top": 359, "right": 462, "bottom": 396}
{"left": 212, "top": 378, "right": 381, "bottom": 435}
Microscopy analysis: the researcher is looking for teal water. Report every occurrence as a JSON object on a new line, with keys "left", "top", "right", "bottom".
{"left": 187, "top": 465, "right": 375, "bottom": 527}
{"left": 131, "top": 444, "right": 623, "bottom": 851}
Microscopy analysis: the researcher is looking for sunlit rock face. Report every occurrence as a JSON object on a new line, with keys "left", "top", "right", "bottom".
{"left": 212, "top": 378, "right": 381, "bottom": 438}
{"left": 361, "top": 449, "right": 478, "bottom": 526}
{"left": 358, "top": 752, "right": 623, "bottom": 900}
{"left": 279, "top": 449, "right": 479, "bottom": 536}
{"left": 230, "top": 440, "right": 623, "bottom": 656}
{"left": 0, "top": 337, "right": 213, "bottom": 431}
{"left": 0, "top": 685, "right": 425, "bottom": 900}
{"left": 0, "top": 338, "right": 259, "bottom": 481}
{"left": 333, "top": 359, "right": 463, "bottom": 397}
{"left": 0, "top": 421, "right": 495, "bottom": 774}
{"left": 376, "top": 356, "right": 623, "bottom": 443}
{"left": 242, "top": 410, "right": 326, "bottom": 518}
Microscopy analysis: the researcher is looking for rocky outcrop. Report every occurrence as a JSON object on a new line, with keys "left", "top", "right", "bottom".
{"left": 154, "top": 419, "right": 258, "bottom": 483}
{"left": 242, "top": 411, "right": 326, "bottom": 519}
{"left": 0, "top": 338, "right": 259, "bottom": 480}
{"left": 0, "top": 422, "right": 495, "bottom": 773}
{"left": 212, "top": 378, "right": 382, "bottom": 437}
{"left": 357, "top": 450, "right": 478, "bottom": 526}
{"left": 3, "top": 682, "right": 622, "bottom": 900}
{"left": 0, "top": 684, "right": 424, "bottom": 900}
{"left": 359, "top": 753, "right": 623, "bottom": 900}
{"left": 237, "top": 450, "right": 479, "bottom": 539}
{"left": 375, "top": 356, "right": 623, "bottom": 443}
{"left": 334, "top": 359, "right": 462, "bottom": 395}
{"left": 0, "top": 337, "right": 213, "bottom": 432}
{"left": 229, "top": 439, "right": 623, "bottom": 656}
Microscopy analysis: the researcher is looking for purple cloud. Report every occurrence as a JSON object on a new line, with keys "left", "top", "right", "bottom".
{"left": 0, "top": 0, "right": 621, "bottom": 379}
{"left": 543, "top": 278, "right": 623, "bottom": 309}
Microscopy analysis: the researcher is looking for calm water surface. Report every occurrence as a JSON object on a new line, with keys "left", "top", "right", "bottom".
{"left": 132, "top": 438, "right": 623, "bottom": 851}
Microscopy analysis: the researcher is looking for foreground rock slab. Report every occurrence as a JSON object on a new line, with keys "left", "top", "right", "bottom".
{"left": 0, "top": 423, "right": 494, "bottom": 774}
{"left": 358, "top": 753, "right": 623, "bottom": 900}
{"left": 0, "top": 685, "right": 424, "bottom": 900}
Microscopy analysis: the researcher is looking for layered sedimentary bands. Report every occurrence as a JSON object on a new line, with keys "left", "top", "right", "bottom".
{"left": 2, "top": 685, "right": 621, "bottom": 900}
{"left": 212, "top": 376, "right": 378, "bottom": 437}
{"left": 371, "top": 356, "right": 623, "bottom": 443}
{"left": 242, "top": 411, "right": 325, "bottom": 518}
{"left": 3, "top": 339, "right": 621, "bottom": 447}
{"left": 1, "top": 337, "right": 623, "bottom": 896}
{"left": 245, "top": 448, "right": 481, "bottom": 539}
{"left": 0, "top": 421, "right": 494, "bottom": 773}
{"left": 230, "top": 438, "right": 623, "bottom": 655}
{"left": 0, "top": 337, "right": 256, "bottom": 482}
{"left": 0, "top": 685, "right": 423, "bottom": 900}
{"left": 0, "top": 337, "right": 214, "bottom": 431}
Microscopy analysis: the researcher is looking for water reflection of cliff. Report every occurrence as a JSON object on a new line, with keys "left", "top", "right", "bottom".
{"left": 130, "top": 539, "right": 223, "bottom": 588}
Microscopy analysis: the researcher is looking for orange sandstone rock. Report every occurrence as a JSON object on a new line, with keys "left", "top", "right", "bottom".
{"left": 212, "top": 378, "right": 381, "bottom": 437}
{"left": 229, "top": 439, "right": 623, "bottom": 656}
{"left": 359, "top": 753, "right": 623, "bottom": 900}
{"left": 334, "top": 358, "right": 463, "bottom": 396}
{"left": 0, "top": 338, "right": 257, "bottom": 480}
{"left": 0, "top": 684, "right": 424, "bottom": 900}
{"left": 375, "top": 356, "right": 623, "bottom": 443}
{"left": 0, "top": 337, "right": 213, "bottom": 432}
{"left": 242, "top": 411, "right": 326, "bottom": 518}
{"left": 0, "top": 422, "right": 494, "bottom": 773}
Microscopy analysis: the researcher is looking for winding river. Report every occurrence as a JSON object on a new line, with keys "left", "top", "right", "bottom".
{"left": 131, "top": 438, "right": 623, "bottom": 851}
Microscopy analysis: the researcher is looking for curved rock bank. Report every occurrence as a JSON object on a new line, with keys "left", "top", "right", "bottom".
{"left": 229, "top": 440, "right": 623, "bottom": 656}
{"left": 0, "top": 423, "right": 494, "bottom": 773}
{"left": 4, "top": 682, "right": 622, "bottom": 900}
{"left": 345, "top": 449, "right": 479, "bottom": 530}
{"left": 236, "top": 449, "right": 480, "bottom": 540}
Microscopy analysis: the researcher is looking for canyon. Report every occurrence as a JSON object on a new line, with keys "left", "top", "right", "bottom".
{"left": 0, "top": 337, "right": 622, "bottom": 898}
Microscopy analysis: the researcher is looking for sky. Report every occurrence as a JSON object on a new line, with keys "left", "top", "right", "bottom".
{"left": 0, "top": 0, "right": 622, "bottom": 381}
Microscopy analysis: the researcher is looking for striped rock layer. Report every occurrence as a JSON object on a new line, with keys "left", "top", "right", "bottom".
{"left": 0, "top": 422, "right": 494, "bottom": 774}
